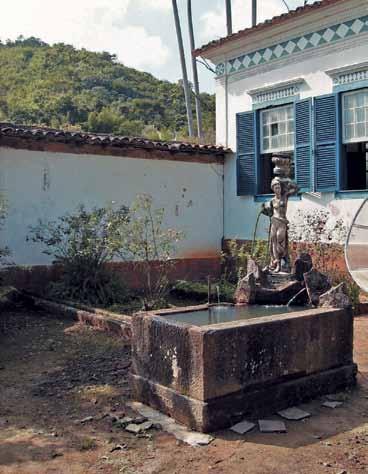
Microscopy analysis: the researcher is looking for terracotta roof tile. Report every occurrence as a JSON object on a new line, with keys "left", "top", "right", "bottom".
{"left": 0, "top": 123, "right": 231, "bottom": 155}
{"left": 194, "top": 0, "right": 347, "bottom": 57}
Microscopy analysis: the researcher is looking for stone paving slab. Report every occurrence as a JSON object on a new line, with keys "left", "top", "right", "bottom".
{"left": 230, "top": 420, "right": 256, "bottom": 434}
{"left": 322, "top": 401, "right": 343, "bottom": 409}
{"left": 258, "top": 420, "right": 287, "bottom": 433}
{"left": 277, "top": 407, "right": 311, "bottom": 420}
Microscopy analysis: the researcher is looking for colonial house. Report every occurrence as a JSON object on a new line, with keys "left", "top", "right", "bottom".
{"left": 195, "top": 0, "right": 368, "bottom": 244}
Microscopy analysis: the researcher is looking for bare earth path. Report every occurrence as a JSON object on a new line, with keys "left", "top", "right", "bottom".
{"left": 1, "top": 310, "right": 368, "bottom": 474}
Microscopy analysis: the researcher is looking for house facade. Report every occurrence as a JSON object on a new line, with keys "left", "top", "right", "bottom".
{"left": 196, "top": 0, "right": 368, "bottom": 243}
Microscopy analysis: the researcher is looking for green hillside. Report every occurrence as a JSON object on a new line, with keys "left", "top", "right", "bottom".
{"left": 0, "top": 37, "right": 215, "bottom": 141}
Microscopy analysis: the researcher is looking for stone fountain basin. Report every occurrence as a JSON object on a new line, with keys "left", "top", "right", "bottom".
{"left": 131, "top": 304, "right": 357, "bottom": 433}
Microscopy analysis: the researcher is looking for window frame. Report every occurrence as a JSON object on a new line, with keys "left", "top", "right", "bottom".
{"left": 259, "top": 104, "right": 295, "bottom": 155}
{"left": 342, "top": 88, "right": 368, "bottom": 145}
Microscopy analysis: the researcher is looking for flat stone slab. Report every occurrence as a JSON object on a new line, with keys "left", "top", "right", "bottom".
{"left": 128, "top": 402, "right": 214, "bottom": 447}
{"left": 259, "top": 420, "right": 287, "bottom": 433}
{"left": 230, "top": 420, "right": 256, "bottom": 434}
{"left": 277, "top": 407, "right": 311, "bottom": 421}
{"left": 322, "top": 401, "right": 343, "bottom": 409}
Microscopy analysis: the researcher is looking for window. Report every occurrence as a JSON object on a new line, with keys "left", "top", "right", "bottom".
{"left": 341, "top": 89, "right": 368, "bottom": 190}
{"left": 261, "top": 105, "right": 294, "bottom": 154}
{"left": 343, "top": 89, "right": 368, "bottom": 144}
{"left": 259, "top": 104, "right": 295, "bottom": 194}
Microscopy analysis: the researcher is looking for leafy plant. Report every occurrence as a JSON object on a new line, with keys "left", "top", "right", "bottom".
{"left": 28, "top": 204, "right": 130, "bottom": 306}
{"left": 289, "top": 208, "right": 348, "bottom": 280}
{"left": 119, "top": 194, "right": 183, "bottom": 310}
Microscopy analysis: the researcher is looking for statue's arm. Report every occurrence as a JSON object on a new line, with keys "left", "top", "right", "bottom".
{"left": 286, "top": 181, "right": 300, "bottom": 197}
{"left": 261, "top": 201, "right": 273, "bottom": 217}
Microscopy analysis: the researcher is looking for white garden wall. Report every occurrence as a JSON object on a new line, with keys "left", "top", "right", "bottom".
{"left": 0, "top": 147, "right": 224, "bottom": 265}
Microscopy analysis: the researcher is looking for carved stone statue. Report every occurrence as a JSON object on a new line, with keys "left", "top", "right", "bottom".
{"left": 261, "top": 154, "right": 299, "bottom": 273}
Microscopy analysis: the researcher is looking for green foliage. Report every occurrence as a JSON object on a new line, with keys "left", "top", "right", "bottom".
{"left": 119, "top": 194, "right": 184, "bottom": 310}
{"left": 0, "top": 37, "right": 215, "bottom": 141}
{"left": 28, "top": 204, "right": 130, "bottom": 306}
{"left": 222, "top": 239, "right": 269, "bottom": 283}
{"left": 171, "top": 279, "right": 236, "bottom": 303}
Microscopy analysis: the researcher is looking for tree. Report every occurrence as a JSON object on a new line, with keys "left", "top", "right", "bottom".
{"left": 187, "top": 0, "right": 204, "bottom": 141}
{"left": 119, "top": 194, "right": 184, "bottom": 310}
{"left": 172, "top": 0, "right": 194, "bottom": 137}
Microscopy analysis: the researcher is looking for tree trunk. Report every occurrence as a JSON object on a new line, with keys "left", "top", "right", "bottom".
{"left": 225, "top": 0, "right": 232, "bottom": 36}
{"left": 172, "top": 0, "right": 194, "bottom": 138}
{"left": 187, "top": 0, "right": 204, "bottom": 141}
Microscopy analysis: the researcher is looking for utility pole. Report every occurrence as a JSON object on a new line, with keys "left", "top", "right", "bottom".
{"left": 172, "top": 0, "right": 194, "bottom": 138}
{"left": 252, "top": 0, "right": 257, "bottom": 27}
{"left": 225, "top": 0, "right": 232, "bottom": 35}
{"left": 187, "top": 0, "right": 204, "bottom": 141}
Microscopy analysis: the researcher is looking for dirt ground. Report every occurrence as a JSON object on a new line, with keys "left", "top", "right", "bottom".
{"left": 1, "top": 310, "right": 368, "bottom": 474}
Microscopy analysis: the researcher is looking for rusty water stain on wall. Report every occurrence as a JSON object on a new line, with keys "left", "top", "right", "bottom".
{"left": 42, "top": 166, "right": 50, "bottom": 191}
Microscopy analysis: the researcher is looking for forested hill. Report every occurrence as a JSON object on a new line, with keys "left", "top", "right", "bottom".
{"left": 0, "top": 37, "right": 215, "bottom": 141}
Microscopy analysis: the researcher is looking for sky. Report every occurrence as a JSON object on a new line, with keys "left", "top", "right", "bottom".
{"left": 0, "top": 0, "right": 310, "bottom": 93}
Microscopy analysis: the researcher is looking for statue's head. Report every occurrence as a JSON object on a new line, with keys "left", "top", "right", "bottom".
{"left": 271, "top": 177, "right": 283, "bottom": 197}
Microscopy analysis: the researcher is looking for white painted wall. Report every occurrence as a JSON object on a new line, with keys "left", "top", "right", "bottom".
{"left": 0, "top": 147, "right": 224, "bottom": 265}
{"left": 214, "top": 2, "right": 368, "bottom": 241}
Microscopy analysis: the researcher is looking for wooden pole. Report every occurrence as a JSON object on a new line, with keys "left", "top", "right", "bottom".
{"left": 172, "top": 0, "right": 194, "bottom": 138}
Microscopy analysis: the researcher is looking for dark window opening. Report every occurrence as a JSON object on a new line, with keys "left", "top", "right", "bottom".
{"left": 258, "top": 153, "right": 295, "bottom": 195}
{"left": 341, "top": 142, "right": 368, "bottom": 191}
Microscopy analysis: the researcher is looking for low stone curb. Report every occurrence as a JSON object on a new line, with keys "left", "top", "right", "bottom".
{"left": 32, "top": 296, "right": 132, "bottom": 341}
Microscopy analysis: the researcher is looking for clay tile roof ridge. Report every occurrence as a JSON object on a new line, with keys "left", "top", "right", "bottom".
{"left": 0, "top": 122, "right": 232, "bottom": 154}
{"left": 194, "top": 0, "right": 344, "bottom": 57}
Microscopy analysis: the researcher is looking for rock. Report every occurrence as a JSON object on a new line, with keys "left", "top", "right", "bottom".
{"left": 319, "top": 283, "right": 351, "bottom": 309}
{"left": 234, "top": 272, "right": 257, "bottom": 305}
{"left": 247, "top": 258, "right": 268, "bottom": 287}
{"left": 258, "top": 420, "right": 287, "bottom": 433}
{"left": 110, "top": 444, "right": 127, "bottom": 452}
{"left": 125, "top": 421, "right": 152, "bottom": 434}
{"left": 293, "top": 253, "right": 313, "bottom": 281}
{"left": 322, "top": 401, "right": 343, "bottom": 409}
{"left": 277, "top": 407, "right": 311, "bottom": 421}
{"left": 128, "top": 401, "right": 214, "bottom": 447}
{"left": 230, "top": 420, "right": 256, "bottom": 434}
{"left": 303, "top": 269, "right": 332, "bottom": 306}
{"left": 80, "top": 416, "right": 94, "bottom": 423}
{"left": 0, "top": 286, "right": 36, "bottom": 311}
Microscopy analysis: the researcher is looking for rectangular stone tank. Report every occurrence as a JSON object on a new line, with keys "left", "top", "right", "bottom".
{"left": 130, "top": 304, "right": 357, "bottom": 432}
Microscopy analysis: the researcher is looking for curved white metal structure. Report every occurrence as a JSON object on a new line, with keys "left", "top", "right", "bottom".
{"left": 345, "top": 198, "right": 368, "bottom": 292}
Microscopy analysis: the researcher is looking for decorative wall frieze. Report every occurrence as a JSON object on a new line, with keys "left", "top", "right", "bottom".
{"left": 326, "top": 61, "right": 368, "bottom": 86}
{"left": 215, "top": 15, "right": 368, "bottom": 78}
{"left": 248, "top": 78, "right": 304, "bottom": 104}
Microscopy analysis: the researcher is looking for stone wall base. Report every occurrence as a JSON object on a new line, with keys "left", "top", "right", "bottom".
{"left": 131, "top": 364, "right": 357, "bottom": 433}
{"left": 2, "top": 257, "right": 221, "bottom": 293}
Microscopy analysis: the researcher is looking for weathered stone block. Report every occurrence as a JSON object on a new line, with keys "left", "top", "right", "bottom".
{"left": 131, "top": 306, "right": 356, "bottom": 432}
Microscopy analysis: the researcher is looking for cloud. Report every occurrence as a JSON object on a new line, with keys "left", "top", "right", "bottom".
{"left": 200, "top": 0, "right": 295, "bottom": 43}
{"left": 141, "top": 0, "right": 172, "bottom": 11}
{"left": 0, "top": 0, "right": 170, "bottom": 70}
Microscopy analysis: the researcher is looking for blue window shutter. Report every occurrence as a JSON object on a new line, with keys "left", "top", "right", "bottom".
{"left": 236, "top": 111, "right": 257, "bottom": 196}
{"left": 295, "top": 98, "right": 312, "bottom": 192}
{"left": 314, "top": 94, "right": 339, "bottom": 192}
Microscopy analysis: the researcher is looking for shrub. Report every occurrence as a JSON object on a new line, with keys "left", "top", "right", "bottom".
{"left": 28, "top": 204, "right": 130, "bottom": 306}
{"left": 119, "top": 194, "right": 183, "bottom": 310}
